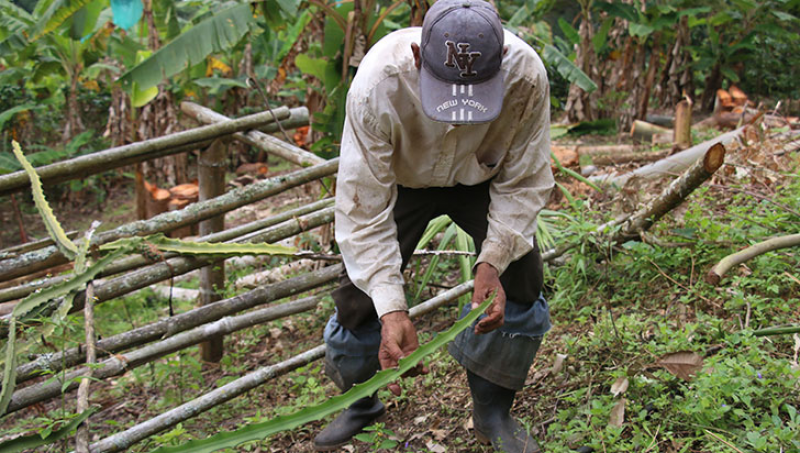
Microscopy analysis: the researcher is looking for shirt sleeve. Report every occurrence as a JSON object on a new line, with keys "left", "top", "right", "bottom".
{"left": 476, "top": 73, "right": 555, "bottom": 274}
{"left": 335, "top": 94, "right": 408, "bottom": 319}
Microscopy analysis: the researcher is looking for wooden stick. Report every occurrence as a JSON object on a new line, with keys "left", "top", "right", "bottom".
{"left": 0, "top": 158, "right": 339, "bottom": 283}
{"left": 706, "top": 233, "right": 800, "bottom": 285}
{"left": 674, "top": 98, "right": 693, "bottom": 149}
{"left": 15, "top": 265, "right": 340, "bottom": 384}
{"left": 181, "top": 102, "right": 323, "bottom": 168}
{"left": 630, "top": 120, "right": 671, "bottom": 142}
{"left": 0, "top": 108, "right": 291, "bottom": 197}
{"left": 198, "top": 139, "right": 226, "bottom": 363}
{"left": 87, "top": 281, "right": 474, "bottom": 453}
{"left": 75, "top": 282, "right": 96, "bottom": 453}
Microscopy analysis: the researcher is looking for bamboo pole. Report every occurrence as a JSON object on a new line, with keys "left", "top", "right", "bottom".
{"left": 706, "top": 233, "right": 800, "bottom": 285}
{"left": 198, "top": 140, "right": 226, "bottom": 362}
{"left": 611, "top": 143, "right": 725, "bottom": 243}
{"left": 0, "top": 207, "right": 336, "bottom": 339}
{"left": 87, "top": 281, "right": 475, "bottom": 453}
{"left": 5, "top": 294, "right": 328, "bottom": 414}
{"left": 75, "top": 282, "right": 96, "bottom": 453}
{"left": 260, "top": 107, "right": 310, "bottom": 134}
{"left": 0, "top": 199, "right": 334, "bottom": 303}
{"left": 15, "top": 265, "right": 341, "bottom": 384}
{"left": 0, "top": 158, "right": 339, "bottom": 283}
{"left": 630, "top": 120, "right": 671, "bottom": 142}
{"left": 591, "top": 126, "right": 744, "bottom": 187}
{"left": 674, "top": 99, "right": 693, "bottom": 149}
{"left": 0, "top": 108, "right": 291, "bottom": 197}
{"left": 181, "top": 102, "right": 324, "bottom": 168}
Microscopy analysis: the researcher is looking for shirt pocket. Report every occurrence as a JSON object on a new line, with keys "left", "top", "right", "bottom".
{"left": 459, "top": 153, "right": 503, "bottom": 185}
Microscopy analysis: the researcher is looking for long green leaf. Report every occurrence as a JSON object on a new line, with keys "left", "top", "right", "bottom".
{"left": 118, "top": 3, "right": 253, "bottom": 91}
{"left": 150, "top": 296, "right": 494, "bottom": 453}
{"left": 11, "top": 141, "right": 78, "bottom": 259}
{"left": 0, "top": 407, "right": 98, "bottom": 453}
{"left": 550, "top": 150, "right": 601, "bottom": 192}
{"left": 542, "top": 44, "right": 598, "bottom": 93}
{"left": 0, "top": 246, "right": 130, "bottom": 415}
{"left": 32, "top": 0, "right": 95, "bottom": 40}
{"left": 100, "top": 234, "right": 297, "bottom": 256}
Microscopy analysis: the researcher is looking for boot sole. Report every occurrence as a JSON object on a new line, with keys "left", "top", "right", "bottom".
{"left": 475, "top": 428, "right": 492, "bottom": 446}
{"left": 312, "top": 411, "right": 387, "bottom": 452}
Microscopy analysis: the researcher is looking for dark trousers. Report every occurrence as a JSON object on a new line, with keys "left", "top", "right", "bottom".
{"left": 332, "top": 180, "right": 544, "bottom": 330}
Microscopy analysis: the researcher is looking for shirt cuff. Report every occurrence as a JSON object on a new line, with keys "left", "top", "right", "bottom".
{"left": 370, "top": 284, "right": 408, "bottom": 319}
{"left": 475, "top": 240, "right": 512, "bottom": 276}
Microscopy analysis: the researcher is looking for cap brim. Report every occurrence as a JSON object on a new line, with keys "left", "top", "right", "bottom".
{"left": 419, "top": 66, "right": 504, "bottom": 124}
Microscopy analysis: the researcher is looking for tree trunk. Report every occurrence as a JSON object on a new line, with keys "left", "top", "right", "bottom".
{"left": 701, "top": 62, "right": 723, "bottom": 113}
{"left": 674, "top": 98, "right": 693, "bottom": 149}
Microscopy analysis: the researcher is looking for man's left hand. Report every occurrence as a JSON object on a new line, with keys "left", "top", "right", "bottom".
{"left": 472, "top": 262, "right": 506, "bottom": 334}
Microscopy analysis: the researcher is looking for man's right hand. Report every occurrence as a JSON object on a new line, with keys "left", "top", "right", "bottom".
{"left": 379, "top": 311, "right": 428, "bottom": 396}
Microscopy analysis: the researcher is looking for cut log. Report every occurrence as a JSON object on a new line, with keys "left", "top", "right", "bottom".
{"left": 729, "top": 85, "right": 747, "bottom": 107}
{"left": 706, "top": 233, "right": 800, "bottom": 285}
{"left": 236, "top": 163, "right": 269, "bottom": 177}
{"left": 716, "top": 89, "right": 734, "bottom": 111}
{"left": 144, "top": 181, "right": 171, "bottom": 219}
{"left": 674, "top": 98, "right": 693, "bottom": 149}
{"left": 577, "top": 145, "right": 642, "bottom": 155}
{"left": 169, "top": 182, "right": 199, "bottom": 200}
{"left": 551, "top": 145, "right": 579, "bottom": 168}
{"left": 631, "top": 120, "right": 671, "bottom": 142}
{"left": 645, "top": 114, "right": 675, "bottom": 128}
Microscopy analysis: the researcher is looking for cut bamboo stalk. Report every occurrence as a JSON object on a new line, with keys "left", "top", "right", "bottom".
{"left": 0, "top": 158, "right": 339, "bottom": 283}
{"left": 577, "top": 144, "right": 642, "bottom": 155}
{"left": 0, "top": 108, "right": 291, "bottom": 197}
{"left": 182, "top": 102, "right": 324, "bottom": 168}
{"left": 0, "top": 198, "right": 334, "bottom": 303}
{"left": 591, "top": 126, "right": 744, "bottom": 187}
{"left": 630, "top": 120, "right": 671, "bottom": 142}
{"left": 75, "top": 282, "right": 96, "bottom": 453}
{"left": 15, "top": 265, "right": 341, "bottom": 384}
{"left": 5, "top": 295, "right": 327, "bottom": 414}
{"left": 589, "top": 149, "right": 669, "bottom": 166}
{"left": 198, "top": 139, "right": 226, "bottom": 363}
{"left": 706, "top": 233, "right": 800, "bottom": 285}
{"left": 87, "top": 281, "right": 475, "bottom": 453}
{"left": 611, "top": 143, "right": 725, "bottom": 243}
{"left": 674, "top": 99, "right": 693, "bottom": 149}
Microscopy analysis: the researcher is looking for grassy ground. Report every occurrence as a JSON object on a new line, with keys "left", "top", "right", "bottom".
{"left": 1, "top": 135, "right": 799, "bottom": 452}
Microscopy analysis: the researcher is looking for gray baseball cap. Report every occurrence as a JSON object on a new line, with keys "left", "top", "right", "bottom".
{"left": 419, "top": 0, "right": 505, "bottom": 124}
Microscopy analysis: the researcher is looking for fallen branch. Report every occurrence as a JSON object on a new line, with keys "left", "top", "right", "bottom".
{"left": 588, "top": 149, "right": 669, "bottom": 166}
{"left": 87, "top": 281, "right": 474, "bottom": 453}
{"left": 706, "top": 233, "right": 800, "bottom": 285}
{"left": 15, "top": 265, "right": 340, "bottom": 384}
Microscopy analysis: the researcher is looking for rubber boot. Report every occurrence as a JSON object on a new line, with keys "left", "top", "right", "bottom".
{"left": 468, "top": 370, "right": 540, "bottom": 453}
{"left": 313, "top": 393, "right": 385, "bottom": 451}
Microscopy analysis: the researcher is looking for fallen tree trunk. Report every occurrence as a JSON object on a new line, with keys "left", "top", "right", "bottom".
{"left": 706, "top": 233, "right": 800, "bottom": 285}
{"left": 0, "top": 159, "right": 339, "bottom": 283}
{"left": 15, "top": 265, "right": 341, "bottom": 384}
{"left": 577, "top": 144, "right": 644, "bottom": 155}
{"left": 0, "top": 198, "right": 334, "bottom": 303}
{"left": 87, "top": 281, "right": 475, "bottom": 453}
{"left": 0, "top": 108, "right": 291, "bottom": 198}
{"left": 591, "top": 126, "right": 744, "bottom": 187}
{"left": 181, "top": 102, "right": 324, "bottom": 168}
{"left": 5, "top": 294, "right": 327, "bottom": 414}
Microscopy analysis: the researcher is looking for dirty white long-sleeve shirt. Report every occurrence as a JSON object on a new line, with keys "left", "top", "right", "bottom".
{"left": 335, "top": 28, "right": 555, "bottom": 319}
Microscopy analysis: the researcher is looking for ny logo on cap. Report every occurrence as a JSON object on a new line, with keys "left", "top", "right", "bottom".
{"left": 444, "top": 41, "right": 481, "bottom": 78}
